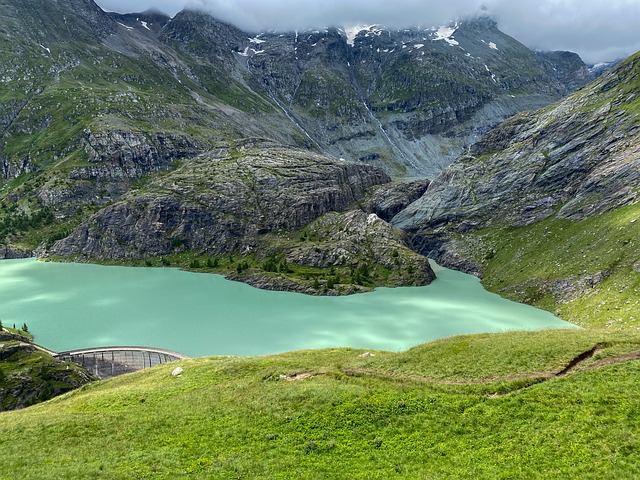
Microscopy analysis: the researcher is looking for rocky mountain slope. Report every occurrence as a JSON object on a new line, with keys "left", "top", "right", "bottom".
{"left": 203, "top": 15, "right": 589, "bottom": 177}
{"left": 392, "top": 52, "right": 640, "bottom": 326}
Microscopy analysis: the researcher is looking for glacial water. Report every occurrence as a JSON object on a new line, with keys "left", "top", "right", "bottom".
{"left": 0, "top": 258, "right": 576, "bottom": 357}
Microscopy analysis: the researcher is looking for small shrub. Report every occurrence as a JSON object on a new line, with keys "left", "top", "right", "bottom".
{"left": 303, "top": 440, "right": 317, "bottom": 454}
{"left": 236, "top": 261, "right": 250, "bottom": 274}
{"left": 278, "top": 259, "right": 292, "bottom": 274}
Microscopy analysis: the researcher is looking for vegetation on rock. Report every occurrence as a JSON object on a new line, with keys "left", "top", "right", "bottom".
{"left": 0, "top": 330, "right": 94, "bottom": 411}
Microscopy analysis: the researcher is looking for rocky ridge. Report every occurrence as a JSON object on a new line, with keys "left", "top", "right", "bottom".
{"left": 393, "top": 52, "right": 640, "bottom": 236}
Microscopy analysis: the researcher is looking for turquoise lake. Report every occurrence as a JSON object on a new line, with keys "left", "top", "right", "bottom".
{"left": 0, "top": 258, "right": 576, "bottom": 357}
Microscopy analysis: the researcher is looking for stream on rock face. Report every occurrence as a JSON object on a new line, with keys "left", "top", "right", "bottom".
{"left": 0, "top": 258, "right": 576, "bottom": 357}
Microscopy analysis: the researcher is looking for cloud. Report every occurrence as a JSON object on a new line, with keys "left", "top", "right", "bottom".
{"left": 94, "top": 0, "right": 640, "bottom": 63}
{"left": 488, "top": 0, "right": 640, "bottom": 63}
{"left": 186, "top": 0, "right": 486, "bottom": 31}
{"left": 97, "top": 0, "right": 187, "bottom": 16}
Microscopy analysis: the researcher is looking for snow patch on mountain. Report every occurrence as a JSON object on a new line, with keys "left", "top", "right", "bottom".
{"left": 432, "top": 25, "right": 459, "bottom": 46}
{"left": 343, "top": 25, "right": 383, "bottom": 46}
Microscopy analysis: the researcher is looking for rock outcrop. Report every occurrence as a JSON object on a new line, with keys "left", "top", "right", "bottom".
{"left": 288, "top": 210, "right": 435, "bottom": 284}
{"left": 225, "top": 209, "right": 435, "bottom": 294}
{"left": 49, "top": 141, "right": 391, "bottom": 259}
{"left": 0, "top": 244, "right": 32, "bottom": 259}
{"left": 365, "top": 179, "right": 431, "bottom": 222}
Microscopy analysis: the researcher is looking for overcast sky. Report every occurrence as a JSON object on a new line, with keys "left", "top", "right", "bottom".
{"left": 95, "top": 0, "right": 640, "bottom": 63}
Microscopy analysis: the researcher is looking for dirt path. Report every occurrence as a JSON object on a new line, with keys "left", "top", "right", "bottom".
{"left": 341, "top": 343, "right": 640, "bottom": 393}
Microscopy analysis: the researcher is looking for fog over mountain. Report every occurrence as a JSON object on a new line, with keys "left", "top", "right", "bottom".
{"left": 95, "top": 0, "right": 640, "bottom": 63}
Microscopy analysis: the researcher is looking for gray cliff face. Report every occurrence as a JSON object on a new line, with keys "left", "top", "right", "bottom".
{"left": 73, "top": 130, "right": 200, "bottom": 182}
{"left": 365, "top": 179, "right": 431, "bottom": 222}
{"left": 49, "top": 141, "right": 391, "bottom": 259}
{"left": 0, "top": 244, "right": 32, "bottom": 259}
{"left": 394, "top": 54, "right": 640, "bottom": 235}
{"left": 33, "top": 131, "right": 202, "bottom": 215}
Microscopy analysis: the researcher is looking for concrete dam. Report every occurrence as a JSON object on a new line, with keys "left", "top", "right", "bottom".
{"left": 55, "top": 346, "right": 189, "bottom": 379}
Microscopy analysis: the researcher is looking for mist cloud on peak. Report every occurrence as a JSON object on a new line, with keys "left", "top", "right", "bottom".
{"left": 95, "top": 0, "right": 640, "bottom": 63}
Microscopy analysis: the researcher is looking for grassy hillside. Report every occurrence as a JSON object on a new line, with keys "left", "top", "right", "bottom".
{"left": 1, "top": 329, "right": 640, "bottom": 478}
{"left": 469, "top": 201, "right": 640, "bottom": 329}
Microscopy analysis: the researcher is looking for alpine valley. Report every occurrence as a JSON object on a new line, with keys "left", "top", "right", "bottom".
{"left": 1, "top": 0, "right": 640, "bottom": 477}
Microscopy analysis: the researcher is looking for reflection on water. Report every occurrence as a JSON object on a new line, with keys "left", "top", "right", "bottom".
{"left": 0, "top": 259, "right": 577, "bottom": 357}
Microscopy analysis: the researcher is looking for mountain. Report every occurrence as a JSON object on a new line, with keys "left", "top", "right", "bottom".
{"left": 0, "top": 0, "right": 592, "bottom": 292}
{"left": 203, "top": 15, "right": 591, "bottom": 177}
{"left": 392, "top": 52, "right": 640, "bottom": 327}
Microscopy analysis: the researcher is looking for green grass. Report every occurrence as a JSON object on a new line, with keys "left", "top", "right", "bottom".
{"left": 474, "top": 202, "right": 640, "bottom": 328}
{"left": 1, "top": 329, "right": 640, "bottom": 478}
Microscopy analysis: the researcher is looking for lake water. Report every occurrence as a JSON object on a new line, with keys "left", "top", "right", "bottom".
{"left": 0, "top": 259, "right": 576, "bottom": 357}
